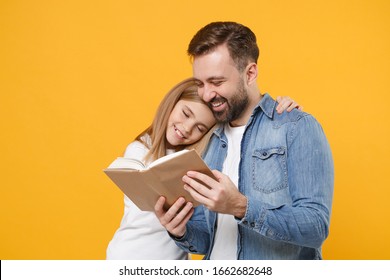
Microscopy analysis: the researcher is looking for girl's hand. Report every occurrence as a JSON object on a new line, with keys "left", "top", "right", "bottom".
{"left": 276, "top": 96, "right": 303, "bottom": 114}
{"left": 154, "top": 196, "right": 194, "bottom": 238}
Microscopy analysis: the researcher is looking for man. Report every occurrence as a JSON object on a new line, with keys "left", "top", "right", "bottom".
{"left": 155, "top": 21, "right": 334, "bottom": 259}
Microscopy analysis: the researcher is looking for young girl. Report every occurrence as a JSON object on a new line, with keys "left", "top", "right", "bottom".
{"left": 106, "top": 78, "right": 299, "bottom": 259}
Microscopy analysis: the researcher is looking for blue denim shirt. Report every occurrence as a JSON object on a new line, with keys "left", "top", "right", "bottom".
{"left": 174, "top": 94, "right": 334, "bottom": 260}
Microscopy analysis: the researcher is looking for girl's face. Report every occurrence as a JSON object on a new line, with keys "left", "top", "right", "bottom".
{"left": 166, "top": 99, "right": 215, "bottom": 148}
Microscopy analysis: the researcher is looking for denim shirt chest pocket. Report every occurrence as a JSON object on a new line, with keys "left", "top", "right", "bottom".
{"left": 251, "top": 147, "right": 291, "bottom": 207}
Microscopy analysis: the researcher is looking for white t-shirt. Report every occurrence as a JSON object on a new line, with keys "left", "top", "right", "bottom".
{"left": 106, "top": 138, "right": 188, "bottom": 260}
{"left": 209, "top": 124, "right": 246, "bottom": 260}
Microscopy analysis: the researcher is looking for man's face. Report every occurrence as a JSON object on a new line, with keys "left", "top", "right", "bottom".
{"left": 192, "top": 45, "right": 248, "bottom": 124}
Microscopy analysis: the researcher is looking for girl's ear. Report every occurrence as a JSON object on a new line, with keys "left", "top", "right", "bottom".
{"left": 245, "top": 63, "right": 258, "bottom": 85}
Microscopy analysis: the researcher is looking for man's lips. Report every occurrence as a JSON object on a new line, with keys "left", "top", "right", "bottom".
{"left": 209, "top": 98, "right": 227, "bottom": 112}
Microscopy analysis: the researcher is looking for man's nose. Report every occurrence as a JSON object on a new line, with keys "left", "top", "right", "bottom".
{"left": 199, "top": 84, "right": 216, "bottom": 103}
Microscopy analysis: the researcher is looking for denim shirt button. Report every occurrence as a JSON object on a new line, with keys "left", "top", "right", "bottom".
{"left": 250, "top": 222, "right": 255, "bottom": 227}
{"left": 243, "top": 220, "right": 248, "bottom": 225}
{"left": 222, "top": 143, "right": 227, "bottom": 148}
{"left": 262, "top": 152, "right": 268, "bottom": 156}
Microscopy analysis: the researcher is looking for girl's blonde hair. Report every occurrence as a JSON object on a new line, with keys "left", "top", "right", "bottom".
{"left": 135, "top": 78, "right": 216, "bottom": 163}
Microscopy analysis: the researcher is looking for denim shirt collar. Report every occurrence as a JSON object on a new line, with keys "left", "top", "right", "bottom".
{"left": 257, "top": 93, "right": 276, "bottom": 119}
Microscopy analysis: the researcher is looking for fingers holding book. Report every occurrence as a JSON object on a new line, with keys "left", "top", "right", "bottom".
{"left": 154, "top": 196, "right": 194, "bottom": 238}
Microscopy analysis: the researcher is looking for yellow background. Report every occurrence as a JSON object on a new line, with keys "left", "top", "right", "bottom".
{"left": 1, "top": 0, "right": 389, "bottom": 260}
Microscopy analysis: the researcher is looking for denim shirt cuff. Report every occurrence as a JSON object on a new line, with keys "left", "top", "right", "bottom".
{"left": 169, "top": 228, "right": 200, "bottom": 254}
{"left": 168, "top": 228, "right": 194, "bottom": 245}
{"left": 235, "top": 196, "right": 267, "bottom": 231}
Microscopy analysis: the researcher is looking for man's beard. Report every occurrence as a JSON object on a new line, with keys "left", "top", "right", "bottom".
{"left": 209, "top": 79, "right": 249, "bottom": 124}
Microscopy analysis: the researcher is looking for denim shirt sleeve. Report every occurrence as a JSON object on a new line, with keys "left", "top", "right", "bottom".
{"left": 171, "top": 205, "right": 211, "bottom": 255}
{"left": 237, "top": 115, "right": 334, "bottom": 248}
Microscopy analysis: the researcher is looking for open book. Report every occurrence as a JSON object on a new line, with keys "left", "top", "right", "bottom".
{"left": 104, "top": 149, "right": 215, "bottom": 211}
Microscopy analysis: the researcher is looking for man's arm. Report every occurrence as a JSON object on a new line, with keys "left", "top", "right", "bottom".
{"left": 239, "top": 115, "right": 334, "bottom": 248}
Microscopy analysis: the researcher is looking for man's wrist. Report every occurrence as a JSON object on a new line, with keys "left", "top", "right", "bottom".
{"left": 233, "top": 194, "right": 247, "bottom": 219}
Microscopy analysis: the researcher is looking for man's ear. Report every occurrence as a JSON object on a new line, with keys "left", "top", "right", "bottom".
{"left": 245, "top": 63, "right": 258, "bottom": 85}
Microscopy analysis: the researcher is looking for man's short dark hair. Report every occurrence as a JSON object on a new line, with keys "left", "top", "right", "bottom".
{"left": 188, "top": 21, "right": 259, "bottom": 71}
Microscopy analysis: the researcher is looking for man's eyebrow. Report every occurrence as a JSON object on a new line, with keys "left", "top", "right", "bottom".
{"left": 206, "top": 76, "right": 225, "bottom": 82}
{"left": 194, "top": 76, "right": 225, "bottom": 84}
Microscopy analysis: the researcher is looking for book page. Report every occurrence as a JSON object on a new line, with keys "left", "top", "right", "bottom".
{"left": 107, "top": 157, "right": 146, "bottom": 170}
{"left": 148, "top": 149, "right": 190, "bottom": 168}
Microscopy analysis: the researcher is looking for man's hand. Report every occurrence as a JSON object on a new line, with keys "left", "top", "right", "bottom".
{"left": 183, "top": 170, "right": 247, "bottom": 219}
{"left": 154, "top": 196, "right": 194, "bottom": 238}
